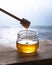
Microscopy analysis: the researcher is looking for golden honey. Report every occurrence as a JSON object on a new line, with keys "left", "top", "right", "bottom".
{"left": 16, "top": 40, "right": 39, "bottom": 53}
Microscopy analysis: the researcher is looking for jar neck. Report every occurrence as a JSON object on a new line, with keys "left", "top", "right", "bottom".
{"left": 17, "top": 30, "right": 38, "bottom": 40}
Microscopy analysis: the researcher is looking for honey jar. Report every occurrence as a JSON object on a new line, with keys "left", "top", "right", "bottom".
{"left": 16, "top": 30, "right": 39, "bottom": 53}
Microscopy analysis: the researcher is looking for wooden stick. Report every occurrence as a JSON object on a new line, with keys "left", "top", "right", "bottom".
{"left": 0, "top": 8, "right": 21, "bottom": 21}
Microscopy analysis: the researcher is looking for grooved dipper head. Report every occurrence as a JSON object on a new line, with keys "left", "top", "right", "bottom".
{"left": 20, "top": 18, "right": 31, "bottom": 29}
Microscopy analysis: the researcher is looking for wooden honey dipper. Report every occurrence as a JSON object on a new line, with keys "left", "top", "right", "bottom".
{"left": 0, "top": 8, "right": 30, "bottom": 28}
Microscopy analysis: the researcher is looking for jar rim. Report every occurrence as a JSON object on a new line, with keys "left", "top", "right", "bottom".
{"left": 18, "top": 30, "right": 38, "bottom": 37}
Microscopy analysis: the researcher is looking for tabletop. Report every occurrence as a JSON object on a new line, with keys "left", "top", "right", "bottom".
{"left": 0, "top": 40, "right": 52, "bottom": 65}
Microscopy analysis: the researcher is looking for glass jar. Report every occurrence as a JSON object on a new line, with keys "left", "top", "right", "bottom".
{"left": 16, "top": 30, "right": 39, "bottom": 53}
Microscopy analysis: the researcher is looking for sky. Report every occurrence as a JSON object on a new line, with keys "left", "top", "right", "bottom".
{"left": 0, "top": 0, "right": 52, "bottom": 28}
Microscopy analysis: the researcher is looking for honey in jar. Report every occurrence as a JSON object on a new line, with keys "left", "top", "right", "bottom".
{"left": 16, "top": 30, "right": 39, "bottom": 53}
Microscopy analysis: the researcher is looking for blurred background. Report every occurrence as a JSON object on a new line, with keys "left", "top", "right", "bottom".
{"left": 0, "top": 0, "right": 52, "bottom": 28}
{"left": 0, "top": 0, "right": 52, "bottom": 44}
